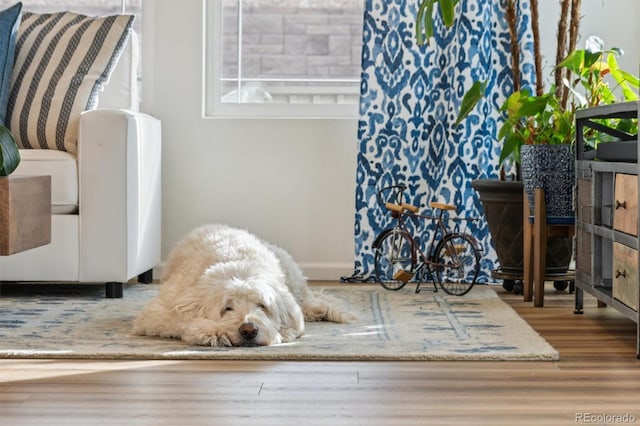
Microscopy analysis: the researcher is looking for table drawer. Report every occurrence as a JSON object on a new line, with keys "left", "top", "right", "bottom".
{"left": 613, "top": 174, "right": 638, "bottom": 236}
{"left": 612, "top": 242, "right": 639, "bottom": 311}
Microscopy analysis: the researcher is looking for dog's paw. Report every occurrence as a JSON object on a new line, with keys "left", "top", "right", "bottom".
{"left": 184, "top": 330, "right": 233, "bottom": 347}
{"left": 182, "top": 321, "right": 234, "bottom": 347}
{"left": 205, "top": 332, "right": 233, "bottom": 347}
{"left": 302, "top": 295, "right": 356, "bottom": 323}
{"left": 279, "top": 328, "right": 301, "bottom": 343}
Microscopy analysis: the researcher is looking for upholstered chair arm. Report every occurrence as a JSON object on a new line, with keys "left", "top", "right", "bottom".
{"left": 77, "top": 109, "right": 162, "bottom": 282}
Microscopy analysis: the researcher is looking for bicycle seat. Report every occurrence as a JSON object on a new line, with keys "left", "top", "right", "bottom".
{"left": 385, "top": 202, "right": 419, "bottom": 213}
{"left": 430, "top": 202, "right": 456, "bottom": 211}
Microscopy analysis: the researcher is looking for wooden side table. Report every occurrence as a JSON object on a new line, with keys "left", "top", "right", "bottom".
{"left": 0, "top": 175, "right": 51, "bottom": 255}
{"left": 523, "top": 188, "right": 575, "bottom": 307}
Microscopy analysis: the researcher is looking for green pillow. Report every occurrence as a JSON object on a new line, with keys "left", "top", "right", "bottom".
{"left": 0, "top": 2, "right": 21, "bottom": 125}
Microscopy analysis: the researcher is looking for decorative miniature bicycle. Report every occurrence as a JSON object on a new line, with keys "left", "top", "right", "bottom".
{"left": 372, "top": 184, "right": 481, "bottom": 296}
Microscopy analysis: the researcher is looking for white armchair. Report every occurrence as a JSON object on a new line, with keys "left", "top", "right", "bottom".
{"left": 0, "top": 13, "right": 161, "bottom": 298}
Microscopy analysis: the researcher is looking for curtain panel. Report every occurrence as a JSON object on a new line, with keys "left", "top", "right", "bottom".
{"left": 353, "top": 0, "right": 535, "bottom": 281}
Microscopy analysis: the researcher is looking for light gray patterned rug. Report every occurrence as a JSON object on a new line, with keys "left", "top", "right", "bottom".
{"left": 0, "top": 283, "right": 558, "bottom": 361}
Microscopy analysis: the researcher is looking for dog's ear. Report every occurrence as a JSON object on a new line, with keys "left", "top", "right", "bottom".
{"left": 272, "top": 287, "right": 305, "bottom": 342}
{"left": 170, "top": 277, "right": 224, "bottom": 318}
{"left": 172, "top": 295, "right": 211, "bottom": 317}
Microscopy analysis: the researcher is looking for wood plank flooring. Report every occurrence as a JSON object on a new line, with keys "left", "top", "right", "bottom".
{"left": 1, "top": 282, "right": 639, "bottom": 425}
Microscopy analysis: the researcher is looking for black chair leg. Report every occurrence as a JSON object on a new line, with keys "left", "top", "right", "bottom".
{"left": 105, "top": 282, "right": 123, "bottom": 298}
{"left": 138, "top": 269, "right": 153, "bottom": 284}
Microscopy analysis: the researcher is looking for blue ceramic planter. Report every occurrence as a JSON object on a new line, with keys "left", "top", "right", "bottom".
{"left": 521, "top": 144, "right": 575, "bottom": 218}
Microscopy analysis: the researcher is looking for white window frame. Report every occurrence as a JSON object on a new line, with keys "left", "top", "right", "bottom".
{"left": 203, "top": 0, "right": 360, "bottom": 119}
{"left": 3, "top": 0, "right": 131, "bottom": 14}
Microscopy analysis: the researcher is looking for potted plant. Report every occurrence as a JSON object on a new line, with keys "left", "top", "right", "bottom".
{"left": 491, "top": 39, "right": 638, "bottom": 290}
{"left": 0, "top": 125, "right": 20, "bottom": 176}
{"left": 500, "top": 37, "right": 639, "bottom": 218}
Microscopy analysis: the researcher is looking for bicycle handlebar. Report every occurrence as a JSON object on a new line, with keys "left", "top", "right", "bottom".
{"left": 376, "top": 184, "right": 406, "bottom": 207}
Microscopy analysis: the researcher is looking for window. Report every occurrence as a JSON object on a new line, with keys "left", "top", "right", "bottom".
{"left": 205, "top": 0, "right": 364, "bottom": 118}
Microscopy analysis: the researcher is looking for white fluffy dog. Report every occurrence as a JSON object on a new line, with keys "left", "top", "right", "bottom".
{"left": 133, "top": 224, "right": 352, "bottom": 347}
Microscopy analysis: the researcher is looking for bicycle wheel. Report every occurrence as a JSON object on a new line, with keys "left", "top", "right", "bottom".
{"left": 432, "top": 233, "right": 480, "bottom": 296}
{"left": 373, "top": 229, "right": 416, "bottom": 291}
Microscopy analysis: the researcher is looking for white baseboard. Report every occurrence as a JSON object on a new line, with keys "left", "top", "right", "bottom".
{"left": 149, "top": 262, "right": 355, "bottom": 283}
{"left": 298, "top": 262, "right": 355, "bottom": 281}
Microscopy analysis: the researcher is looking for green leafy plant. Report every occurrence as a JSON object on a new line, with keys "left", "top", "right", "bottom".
{"left": 496, "top": 37, "right": 639, "bottom": 165}
{"left": 559, "top": 37, "right": 639, "bottom": 146}
{"left": 415, "top": 0, "right": 459, "bottom": 46}
{"left": 497, "top": 87, "right": 572, "bottom": 166}
{"left": 561, "top": 36, "right": 639, "bottom": 109}
{"left": 0, "top": 125, "right": 19, "bottom": 176}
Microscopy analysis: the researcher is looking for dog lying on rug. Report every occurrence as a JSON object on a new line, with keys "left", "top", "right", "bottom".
{"left": 133, "top": 224, "right": 352, "bottom": 347}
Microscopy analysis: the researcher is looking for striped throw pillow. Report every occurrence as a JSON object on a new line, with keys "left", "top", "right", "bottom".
{"left": 6, "top": 11, "right": 134, "bottom": 154}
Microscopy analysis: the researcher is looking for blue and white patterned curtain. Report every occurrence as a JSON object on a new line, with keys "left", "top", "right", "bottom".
{"left": 354, "top": 0, "right": 535, "bottom": 281}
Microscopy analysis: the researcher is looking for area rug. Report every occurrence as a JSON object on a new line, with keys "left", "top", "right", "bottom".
{"left": 0, "top": 283, "right": 558, "bottom": 361}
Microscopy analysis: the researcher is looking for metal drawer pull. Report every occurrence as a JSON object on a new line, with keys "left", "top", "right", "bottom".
{"left": 615, "top": 200, "right": 627, "bottom": 210}
{"left": 615, "top": 269, "right": 627, "bottom": 278}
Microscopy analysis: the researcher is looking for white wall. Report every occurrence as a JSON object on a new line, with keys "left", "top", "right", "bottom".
{"left": 141, "top": 0, "right": 358, "bottom": 280}
{"left": 538, "top": 0, "right": 640, "bottom": 84}
{"left": 141, "top": 0, "right": 639, "bottom": 280}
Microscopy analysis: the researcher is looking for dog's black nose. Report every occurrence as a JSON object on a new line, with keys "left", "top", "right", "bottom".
{"left": 239, "top": 322, "right": 258, "bottom": 341}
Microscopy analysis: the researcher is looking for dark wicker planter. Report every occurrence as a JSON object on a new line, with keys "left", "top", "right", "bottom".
{"left": 472, "top": 179, "right": 524, "bottom": 275}
{"left": 472, "top": 179, "right": 572, "bottom": 277}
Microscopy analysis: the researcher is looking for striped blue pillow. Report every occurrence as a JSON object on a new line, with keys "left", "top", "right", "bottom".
{"left": 6, "top": 11, "right": 133, "bottom": 153}
{"left": 0, "top": 2, "right": 22, "bottom": 126}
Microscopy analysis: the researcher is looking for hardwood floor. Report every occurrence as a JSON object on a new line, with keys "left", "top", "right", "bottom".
{"left": 1, "top": 282, "right": 639, "bottom": 425}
